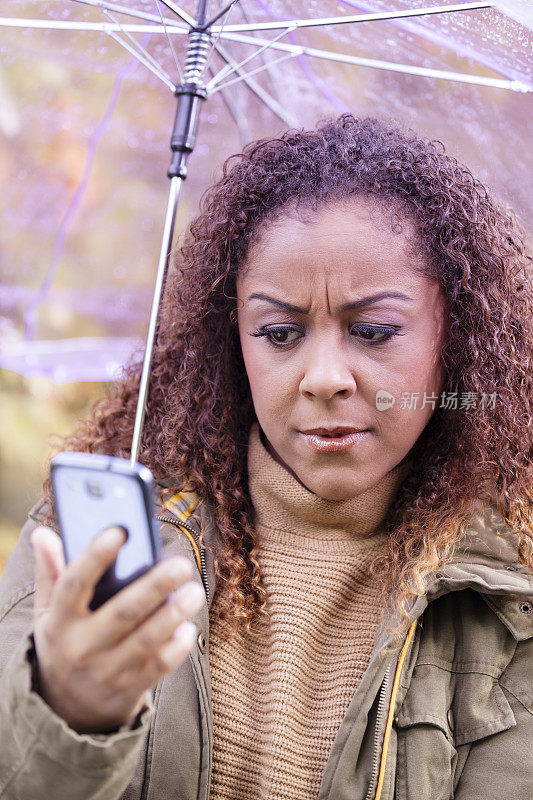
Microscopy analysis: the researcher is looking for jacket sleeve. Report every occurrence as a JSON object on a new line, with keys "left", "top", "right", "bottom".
{"left": 454, "top": 637, "right": 533, "bottom": 800}
{"left": 0, "top": 502, "right": 154, "bottom": 800}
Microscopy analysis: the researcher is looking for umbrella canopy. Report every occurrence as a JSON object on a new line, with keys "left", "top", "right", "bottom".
{"left": 1, "top": 0, "right": 532, "bottom": 385}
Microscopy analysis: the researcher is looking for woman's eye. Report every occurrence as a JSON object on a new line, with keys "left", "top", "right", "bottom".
{"left": 269, "top": 329, "right": 299, "bottom": 345}
{"left": 250, "top": 326, "right": 301, "bottom": 347}
{"left": 250, "top": 324, "right": 403, "bottom": 348}
{"left": 351, "top": 324, "right": 401, "bottom": 343}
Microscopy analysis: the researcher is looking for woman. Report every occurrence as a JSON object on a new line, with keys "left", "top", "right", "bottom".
{"left": 0, "top": 114, "right": 531, "bottom": 800}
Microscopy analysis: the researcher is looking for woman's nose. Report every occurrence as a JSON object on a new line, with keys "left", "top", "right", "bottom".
{"left": 298, "top": 338, "right": 357, "bottom": 401}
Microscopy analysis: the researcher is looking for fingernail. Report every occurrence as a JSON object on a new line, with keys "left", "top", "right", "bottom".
{"left": 30, "top": 527, "right": 47, "bottom": 551}
{"left": 173, "top": 620, "right": 197, "bottom": 646}
{"left": 169, "top": 558, "right": 192, "bottom": 582}
{"left": 178, "top": 584, "right": 205, "bottom": 614}
{"left": 100, "top": 526, "right": 127, "bottom": 547}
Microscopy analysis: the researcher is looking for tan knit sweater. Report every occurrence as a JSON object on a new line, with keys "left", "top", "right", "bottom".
{"left": 208, "top": 422, "right": 409, "bottom": 800}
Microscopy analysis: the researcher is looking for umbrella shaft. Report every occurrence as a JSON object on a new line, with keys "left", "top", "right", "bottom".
{"left": 195, "top": 0, "right": 211, "bottom": 29}
{"left": 132, "top": 0, "right": 211, "bottom": 464}
{"left": 130, "top": 176, "right": 183, "bottom": 467}
{"left": 168, "top": 28, "right": 210, "bottom": 179}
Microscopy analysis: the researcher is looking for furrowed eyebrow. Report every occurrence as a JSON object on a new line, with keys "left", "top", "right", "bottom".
{"left": 247, "top": 291, "right": 413, "bottom": 313}
{"left": 338, "top": 292, "right": 414, "bottom": 311}
{"left": 247, "top": 293, "right": 309, "bottom": 313}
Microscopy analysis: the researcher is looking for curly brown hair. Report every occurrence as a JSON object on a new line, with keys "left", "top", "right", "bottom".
{"left": 43, "top": 114, "right": 533, "bottom": 640}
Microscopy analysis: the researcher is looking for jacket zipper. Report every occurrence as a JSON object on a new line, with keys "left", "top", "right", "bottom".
{"left": 364, "top": 662, "right": 392, "bottom": 800}
{"left": 156, "top": 512, "right": 211, "bottom": 607}
{"left": 157, "top": 511, "right": 213, "bottom": 800}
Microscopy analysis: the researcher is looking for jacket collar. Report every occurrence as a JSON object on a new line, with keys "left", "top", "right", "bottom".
{"left": 419, "top": 504, "right": 533, "bottom": 640}
{"left": 373, "top": 503, "right": 533, "bottom": 654}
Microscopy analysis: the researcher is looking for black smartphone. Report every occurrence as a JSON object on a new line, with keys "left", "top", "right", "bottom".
{"left": 50, "top": 452, "right": 163, "bottom": 611}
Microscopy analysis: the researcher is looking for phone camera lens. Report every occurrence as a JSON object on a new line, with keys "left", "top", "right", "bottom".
{"left": 87, "top": 480, "right": 103, "bottom": 498}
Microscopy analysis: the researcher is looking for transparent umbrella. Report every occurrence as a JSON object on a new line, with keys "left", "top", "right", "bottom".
{"left": 0, "top": 1, "right": 532, "bottom": 457}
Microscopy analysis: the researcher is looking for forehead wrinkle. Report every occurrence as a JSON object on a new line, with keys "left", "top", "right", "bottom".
{"left": 323, "top": 275, "right": 332, "bottom": 316}
{"left": 238, "top": 197, "right": 433, "bottom": 312}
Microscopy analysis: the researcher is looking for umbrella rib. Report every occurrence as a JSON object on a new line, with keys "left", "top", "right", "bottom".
{"left": 105, "top": 28, "right": 177, "bottom": 91}
{"left": 205, "top": 0, "right": 242, "bottom": 30}
{"left": 209, "top": 52, "right": 298, "bottom": 94}
{"left": 202, "top": 0, "right": 242, "bottom": 80}
{"left": 210, "top": 2, "right": 494, "bottom": 33}
{"left": 154, "top": 0, "right": 184, "bottom": 83}
{"left": 0, "top": 18, "right": 188, "bottom": 34}
{"left": 206, "top": 62, "right": 249, "bottom": 141}
{"left": 70, "top": 0, "right": 184, "bottom": 29}
{"left": 217, "top": 30, "right": 530, "bottom": 92}
{"left": 1, "top": 7, "right": 527, "bottom": 94}
{"left": 206, "top": 24, "right": 297, "bottom": 91}
{"left": 236, "top": 0, "right": 286, "bottom": 105}
{"left": 157, "top": 1, "right": 196, "bottom": 28}
{"left": 102, "top": 6, "right": 177, "bottom": 89}
{"left": 335, "top": 0, "right": 526, "bottom": 88}
{"left": 212, "top": 40, "right": 297, "bottom": 125}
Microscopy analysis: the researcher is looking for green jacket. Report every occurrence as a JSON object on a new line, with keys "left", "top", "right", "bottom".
{"left": 0, "top": 484, "right": 532, "bottom": 800}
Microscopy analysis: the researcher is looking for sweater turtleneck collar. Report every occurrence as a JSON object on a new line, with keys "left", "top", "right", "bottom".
{"left": 246, "top": 420, "right": 411, "bottom": 541}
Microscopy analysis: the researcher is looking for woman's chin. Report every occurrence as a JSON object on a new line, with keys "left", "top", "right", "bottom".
{"left": 294, "top": 471, "right": 371, "bottom": 500}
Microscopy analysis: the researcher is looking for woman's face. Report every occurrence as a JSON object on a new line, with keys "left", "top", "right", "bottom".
{"left": 236, "top": 197, "right": 447, "bottom": 500}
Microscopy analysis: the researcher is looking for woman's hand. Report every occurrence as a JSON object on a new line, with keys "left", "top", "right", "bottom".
{"left": 30, "top": 524, "right": 205, "bottom": 734}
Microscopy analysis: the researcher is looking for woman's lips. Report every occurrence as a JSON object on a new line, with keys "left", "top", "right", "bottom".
{"left": 300, "top": 430, "right": 370, "bottom": 452}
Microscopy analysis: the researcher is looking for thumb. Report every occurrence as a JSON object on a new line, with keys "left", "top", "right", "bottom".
{"left": 31, "top": 526, "right": 66, "bottom": 616}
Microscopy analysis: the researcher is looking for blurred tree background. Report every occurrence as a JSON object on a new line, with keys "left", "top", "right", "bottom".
{"left": 0, "top": 376, "right": 96, "bottom": 562}
{"left": 0, "top": 374, "right": 105, "bottom": 571}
